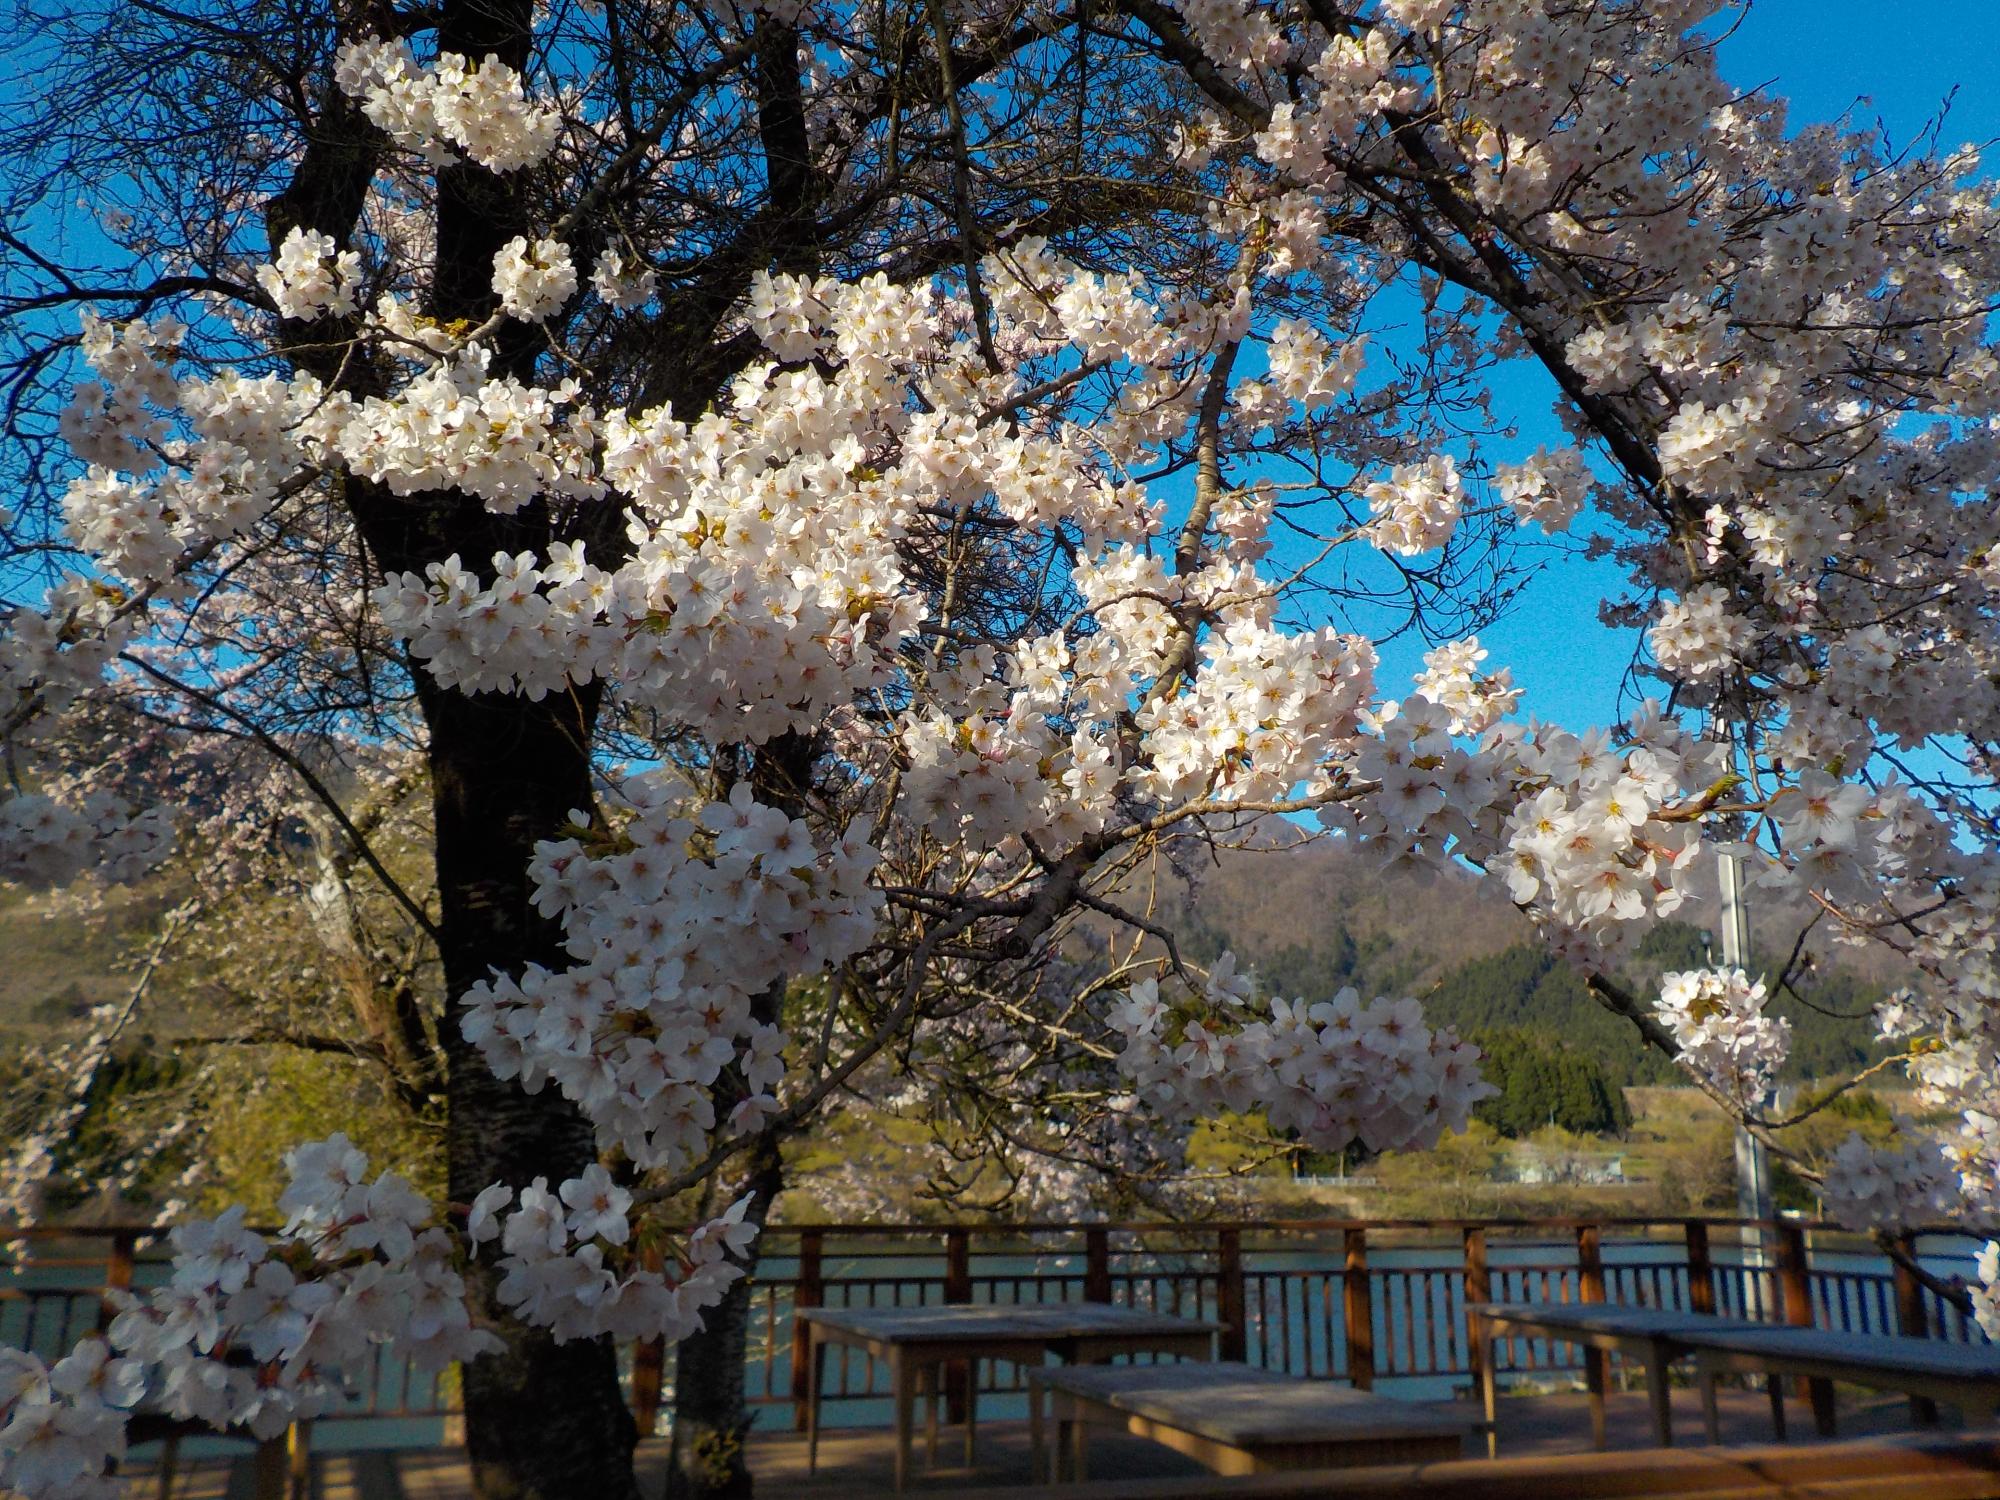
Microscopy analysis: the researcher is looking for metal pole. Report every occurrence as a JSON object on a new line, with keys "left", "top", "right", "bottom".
{"left": 1720, "top": 846, "right": 1775, "bottom": 1317}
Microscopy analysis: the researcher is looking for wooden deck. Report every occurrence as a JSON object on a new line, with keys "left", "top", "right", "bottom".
{"left": 112, "top": 1386, "right": 1982, "bottom": 1498}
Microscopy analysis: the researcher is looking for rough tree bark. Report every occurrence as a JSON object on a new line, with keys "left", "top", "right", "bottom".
{"left": 662, "top": 1128, "right": 786, "bottom": 1500}
{"left": 261, "top": 0, "right": 650, "bottom": 1488}
{"left": 422, "top": 679, "right": 643, "bottom": 1500}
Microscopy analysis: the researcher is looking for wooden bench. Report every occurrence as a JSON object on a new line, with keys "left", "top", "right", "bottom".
{"left": 1026, "top": 1360, "right": 1475, "bottom": 1482}
{"left": 1684, "top": 1326, "right": 2000, "bottom": 1443}
{"left": 1472, "top": 1302, "right": 1773, "bottom": 1453}
{"left": 952, "top": 1432, "right": 2000, "bottom": 1500}
{"left": 800, "top": 1303, "right": 1221, "bottom": 1491}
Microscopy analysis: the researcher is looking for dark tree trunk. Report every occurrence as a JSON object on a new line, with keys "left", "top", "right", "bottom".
{"left": 422, "top": 682, "right": 643, "bottom": 1500}
{"left": 373, "top": 0, "right": 646, "bottom": 1486}
{"left": 266, "top": 0, "right": 822, "bottom": 1483}
{"left": 662, "top": 1136, "right": 785, "bottom": 1500}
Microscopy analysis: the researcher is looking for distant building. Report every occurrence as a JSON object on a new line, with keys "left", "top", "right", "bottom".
{"left": 1504, "top": 1143, "right": 1625, "bottom": 1185}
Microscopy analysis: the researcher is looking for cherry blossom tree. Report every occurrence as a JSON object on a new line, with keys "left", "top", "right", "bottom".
{"left": 5, "top": 0, "right": 2000, "bottom": 1496}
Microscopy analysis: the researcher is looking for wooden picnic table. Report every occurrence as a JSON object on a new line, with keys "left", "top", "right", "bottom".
{"left": 1685, "top": 1325, "right": 2000, "bottom": 1443}
{"left": 1027, "top": 1359, "right": 1475, "bottom": 1482}
{"left": 798, "top": 1302, "right": 1222, "bottom": 1491}
{"left": 1470, "top": 1302, "right": 1773, "bottom": 1454}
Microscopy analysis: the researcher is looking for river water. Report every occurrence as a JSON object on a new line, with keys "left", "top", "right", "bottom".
{"left": 3, "top": 1231, "right": 1982, "bottom": 1448}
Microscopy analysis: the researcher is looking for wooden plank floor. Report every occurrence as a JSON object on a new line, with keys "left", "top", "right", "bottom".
{"left": 113, "top": 1387, "right": 1967, "bottom": 1499}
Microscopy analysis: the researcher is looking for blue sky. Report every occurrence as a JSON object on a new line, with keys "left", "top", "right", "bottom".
{"left": 9, "top": 2, "right": 1993, "bottom": 739}
{"left": 1367, "top": 0, "right": 2000, "bottom": 730}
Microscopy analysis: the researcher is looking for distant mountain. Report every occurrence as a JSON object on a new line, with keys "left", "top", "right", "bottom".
{"left": 1120, "top": 830, "right": 1895, "bottom": 1089}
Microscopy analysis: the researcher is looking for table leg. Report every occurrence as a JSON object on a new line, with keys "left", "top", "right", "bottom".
{"left": 1806, "top": 1375, "right": 1837, "bottom": 1438}
{"left": 1766, "top": 1371, "right": 1788, "bottom": 1441}
{"left": 1643, "top": 1342, "right": 1673, "bottom": 1448}
{"left": 892, "top": 1347, "right": 912, "bottom": 1494}
{"left": 923, "top": 1363, "right": 939, "bottom": 1467}
{"left": 807, "top": 1329, "right": 826, "bottom": 1476}
{"left": 157, "top": 1434, "right": 181, "bottom": 1500}
{"left": 964, "top": 1357, "right": 977, "bottom": 1466}
{"left": 287, "top": 1421, "right": 310, "bottom": 1500}
{"left": 251, "top": 1438, "right": 285, "bottom": 1500}
{"left": 1479, "top": 1316, "right": 1499, "bottom": 1460}
{"left": 1584, "top": 1345, "right": 1609, "bottom": 1451}
{"left": 1053, "top": 1392, "right": 1069, "bottom": 1485}
{"left": 1070, "top": 1406, "right": 1090, "bottom": 1482}
{"left": 1027, "top": 1372, "right": 1045, "bottom": 1486}
{"left": 1699, "top": 1365, "right": 1721, "bottom": 1445}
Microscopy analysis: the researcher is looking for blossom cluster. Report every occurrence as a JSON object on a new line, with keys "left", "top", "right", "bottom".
{"left": 334, "top": 38, "right": 560, "bottom": 172}
{"left": 334, "top": 349, "right": 600, "bottom": 514}
{"left": 1329, "top": 696, "right": 1721, "bottom": 964}
{"left": 1109, "top": 962, "right": 1494, "bottom": 1155}
{"left": 1, "top": 576, "right": 137, "bottom": 724}
{"left": 1494, "top": 447, "right": 1589, "bottom": 533}
{"left": 0, "top": 1137, "right": 756, "bottom": 1498}
{"left": 1652, "top": 967, "right": 1791, "bottom": 1105}
{"left": 492, "top": 237, "right": 578, "bottom": 323}
{"left": 1412, "top": 637, "right": 1520, "bottom": 738}
{"left": 0, "top": 1146, "right": 481, "bottom": 1497}
{"left": 0, "top": 1340, "right": 138, "bottom": 1500}
{"left": 1649, "top": 584, "right": 1758, "bottom": 682}
{"left": 1819, "top": 1132, "right": 1960, "bottom": 1232}
{"left": 471, "top": 1173, "right": 754, "bottom": 1343}
{"left": 1363, "top": 454, "right": 1463, "bottom": 555}
{"left": 0, "top": 792, "right": 171, "bottom": 889}
{"left": 257, "top": 227, "right": 362, "bottom": 322}
{"left": 462, "top": 778, "right": 880, "bottom": 1168}
{"left": 57, "top": 313, "right": 182, "bottom": 472}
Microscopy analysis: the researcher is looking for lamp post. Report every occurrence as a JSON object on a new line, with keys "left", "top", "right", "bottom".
{"left": 1720, "top": 843, "right": 1777, "bottom": 1318}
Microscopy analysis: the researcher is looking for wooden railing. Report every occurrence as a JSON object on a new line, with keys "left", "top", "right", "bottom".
{"left": 1, "top": 1215, "right": 1981, "bottom": 1438}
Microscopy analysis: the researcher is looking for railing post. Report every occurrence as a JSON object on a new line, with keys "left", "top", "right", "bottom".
{"left": 1774, "top": 1219, "right": 1832, "bottom": 1421}
{"left": 1775, "top": 1220, "right": 1813, "bottom": 1327}
{"left": 789, "top": 1229, "right": 824, "bottom": 1431}
{"left": 630, "top": 1240, "right": 667, "bottom": 1437}
{"left": 1684, "top": 1220, "right": 1715, "bottom": 1315}
{"left": 1462, "top": 1226, "right": 1491, "bottom": 1394}
{"left": 98, "top": 1230, "right": 137, "bottom": 1333}
{"left": 1216, "top": 1227, "right": 1248, "bottom": 1363}
{"left": 944, "top": 1228, "right": 972, "bottom": 1304}
{"left": 944, "top": 1228, "right": 973, "bottom": 1422}
{"left": 1575, "top": 1222, "right": 1605, "bottom": 1304}
{"left": 1084, "top": 1227, "right": 1112, "bottom": 1304}
{"left": 1575, "top": 1222, "right": 1608, "bottom": 1429}
{"left": 1892, "top": 1232, "right": 1940, "bottom": 1426}
{"left": 1343, "top": 1227, "right": 1374, "bottom": 1390}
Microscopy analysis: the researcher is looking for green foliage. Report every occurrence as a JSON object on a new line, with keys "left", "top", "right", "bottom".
{"left": 37, "top": 1040, "right": 194, "bottom": 1213}
{"left": 197, "top": 1050, "right": 441, "bottom": 1220}
{"left": 1424, "top": 945, "right": 1678, "bottom": 1087}
{"left": 1468, "top": 1027, "right": 1632, "bottom": 1137}
{"left": 1257, "top": 928, "right": 1359, "bottom": 1000}
{"left": 1423, "top": 924, "right": 1887, "bottom": 1094}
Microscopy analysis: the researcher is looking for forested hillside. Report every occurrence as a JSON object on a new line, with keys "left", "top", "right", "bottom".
{"left": 1152, "top": 835, "right": 1893, "bottom": 1094}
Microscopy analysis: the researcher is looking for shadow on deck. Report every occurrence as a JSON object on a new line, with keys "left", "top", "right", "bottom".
{"left": 117, "top": 1387, "right": 1990, "bottom": 1499}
